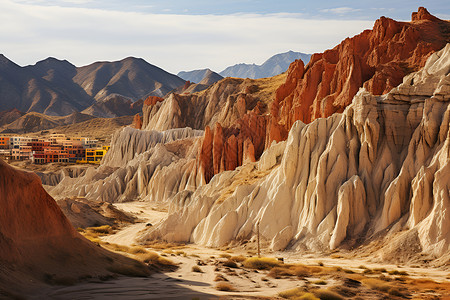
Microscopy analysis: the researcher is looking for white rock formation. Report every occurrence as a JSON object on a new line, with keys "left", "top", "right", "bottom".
{"left": 140, "top": 44, "right": 450, "bottom": 258}
{"left": 47, "top": 127, "right": 203, "bottom": 203}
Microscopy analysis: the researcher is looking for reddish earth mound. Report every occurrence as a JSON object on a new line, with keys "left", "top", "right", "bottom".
{"left": 268, "top": 7, "right": 450, "bottom": 143}
{"left": 0, "top": 159, "right": 148, "bottom": 297}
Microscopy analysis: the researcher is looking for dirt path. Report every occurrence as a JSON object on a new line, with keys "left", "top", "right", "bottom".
{"left": 101, "top": 201, "right": 168, "bottom": 246}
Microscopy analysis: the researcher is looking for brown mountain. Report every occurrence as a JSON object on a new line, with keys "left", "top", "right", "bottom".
{"left": 0, "top": 111, "right": 96, "bottom": 133}
{"left": 0, "top": 56, "right": 185, "bottom": 118}
{"left": 0, "top": 108, "right": 25, "bottom": 126}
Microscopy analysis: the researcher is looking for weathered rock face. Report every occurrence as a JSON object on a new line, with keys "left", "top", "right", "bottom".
{"left": 141, "top": 77, "right": 270, "bottom": 131}
{"left": 198, "top": 106, "right": 267, "bottom": 183}
{"left": 132, "top": 113, "right": 143, "bottom": 129}
{"left": 141, "top": 74, "right": 284, "bottom": 183}
{"left": 0, "top": 159, "right": 147, "bottom": 296}
{"left": 140, "top": 44, "right": 450, "bottom": 261}
{"left": 47, "top": 127, "right": 204, "bottom": 203}
{"left": 269, "top": 7, "right": 450, "bottom": 145}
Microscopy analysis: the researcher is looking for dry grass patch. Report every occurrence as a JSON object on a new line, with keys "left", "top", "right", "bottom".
{"left": 243, "top": 257, "right": 280, "bottom": 270}
{"left": 279, "top": 288, "right": 319, "bottom": 300}
{"left": 143, "top": 240, "right": 185, "bottom": 250}
{"left": 230, "top": 255, "right": 246, "bottom": 263}
{"left": 128, "top": 246, "right": 148, "bottom": 255}
{"left": 215, "top": 282, "right": 235, "bottom": 291}
{"left": 137, "top": 251, "right": 175, "bottom": 267}
{"left": 362, "top": 278, "right": 391, "bottom": 292}
{"left": 313, "top": 289, "right": 344, "bottom": 300}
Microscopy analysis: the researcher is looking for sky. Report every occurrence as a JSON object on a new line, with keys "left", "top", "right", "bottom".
{"left": 1, "top": 0, "right": 449, "bottom": 74}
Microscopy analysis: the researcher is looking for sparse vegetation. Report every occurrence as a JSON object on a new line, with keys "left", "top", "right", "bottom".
{"left": 215, "top": 282, "right": 235, "bottom": 291}
{"left": 230, "top": 255, "right": 246, "bottom": 263}
{"left": 362, "top": 278, "right": 391, "bottom": 292}
{"left": 313, "top": 289, "right": 344, "bottom": 300}
{"left": 223, "top": 260, "right": 238, "bottom": 268}
{"left": 388, "top": 269, "right": 408, "bottom": 276}
{"left": 192, "top": 265, "right": 203, "bottom": 273}
{"left": 243, "top": 257, "right": 280, "bottom": 270}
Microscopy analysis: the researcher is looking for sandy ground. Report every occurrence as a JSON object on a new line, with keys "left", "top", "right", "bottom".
{"left": 101, "top": 202, "right": 168, "bottom": 246}
{"left": 38, "top": 201, "right": 450, "bottom": 299}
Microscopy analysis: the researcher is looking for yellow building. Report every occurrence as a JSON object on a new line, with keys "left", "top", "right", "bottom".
{"left": 85, "top": 146, "right": 109, "bottom": 163}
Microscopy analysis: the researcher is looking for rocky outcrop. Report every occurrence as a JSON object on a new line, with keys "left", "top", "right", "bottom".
{"left": 268, "top": 7, "right": 450, "bottom": 145}
{"left": 142, "top": 74, "right": 285, "bottom": 182}
{"left": 198, "top": 106, "right": 267, "bottom": 183}
{"left": 57, "top": 198, "right": 135, "bottom": 228}
{"left": 47, "top": 127, "right": 204, "bottom": 203}
{"left": 132, "top": 113, "right": 143, "bottom": 129}
{"left": 142, "top": 77, "right": 269, "bottom": 131}
{"left": 0, "top": 159, "right": 148, "bottom": 296}
{"left": 140, "top": 44, "right": 450, "bottom": 261}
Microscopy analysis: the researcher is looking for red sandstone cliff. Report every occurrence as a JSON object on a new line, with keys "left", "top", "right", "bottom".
{"left": 269, "top": 7, "right": 450, "bottom": 143}
{"left": 0, "top": 159, "right": 148, "bottom": 296}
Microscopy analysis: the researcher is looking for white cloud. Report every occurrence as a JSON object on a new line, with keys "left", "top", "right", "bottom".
{"left": 0, "top": 0, "right": 373, "bottom": 73}
{"left": 321, "top": 7, "right": 362, "bottom": 15}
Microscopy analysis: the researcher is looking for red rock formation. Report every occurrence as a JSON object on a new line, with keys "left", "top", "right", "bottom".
{"left": 132, "top": 113, "right": 143, "bottom": 129}
{"left": 183, "top": 80, "right": 192, "bottom": 91}
{"left": 144, "top": 95, "right": 164, "bottom": 106}
{"left": 198, "top": 105, "right": 267, "bottom": 183}
{"left": 0, "top": 159, "right": 148, "bottom": 295}
{"left": 269, "top": 7, "right": 450, "bottom": 144}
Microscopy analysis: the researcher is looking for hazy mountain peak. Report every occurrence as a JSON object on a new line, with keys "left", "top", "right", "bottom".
{"left": 219, "top": 51, "right": 311, "bottom": 79}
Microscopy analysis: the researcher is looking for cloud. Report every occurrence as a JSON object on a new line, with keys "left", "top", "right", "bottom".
{"left": 321, "top": 7, "right": 362, "bottom": 15}
{"left": 0, "top": 0, "right": 373, "bottom": 73}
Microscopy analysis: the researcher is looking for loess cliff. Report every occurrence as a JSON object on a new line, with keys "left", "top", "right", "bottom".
{"left": 139, "top": 43, "right": 450, "bottom": 264}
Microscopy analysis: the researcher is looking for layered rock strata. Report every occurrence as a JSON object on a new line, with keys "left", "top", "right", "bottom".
{"left": 268, "top": 7, "right": 450, "bottom": 144}
{"left": 48, "top": 127, "right": 204, "bottom": 203}
{"left": 140, "top": 44, "right": 450, "bottom": 260}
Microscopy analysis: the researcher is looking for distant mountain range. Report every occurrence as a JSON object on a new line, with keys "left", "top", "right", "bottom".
{"left": 220, "top": 51, "right": 311, "bottom": 79}
{"left": 178, "top": 51, "right": 311, "bottom": 81}
{"left": 177, "top": 69, "right": 223, "bottom": 84}
{"left": 0, "top": 55, "right": 185, "bottom": 117}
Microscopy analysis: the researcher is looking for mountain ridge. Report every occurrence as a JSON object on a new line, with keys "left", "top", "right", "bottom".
{"left": 0, "top": 55, "right": 185, "bottom": 117}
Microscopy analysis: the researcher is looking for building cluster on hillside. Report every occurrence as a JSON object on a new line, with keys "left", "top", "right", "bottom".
{"left": 0, "top": 134, "right": 110, "bottom": 164}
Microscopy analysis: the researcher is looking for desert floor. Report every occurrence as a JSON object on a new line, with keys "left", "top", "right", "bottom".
{"left": 36, "top": 201, "right": 450, "bottom": 300}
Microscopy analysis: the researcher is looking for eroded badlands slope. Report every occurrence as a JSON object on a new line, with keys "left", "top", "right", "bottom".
{"left": 0, "top": 159, "right": 148, "bottom": 296}
{"left": 140, "top": 44, "right": 450, "bottom": 262}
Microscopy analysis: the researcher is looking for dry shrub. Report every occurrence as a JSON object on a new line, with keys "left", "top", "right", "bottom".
{"left": 313, "top": 280, "right": 327, "bottom": 285}
{"left": 220, "top": 253, "right": 231, "bottom": 259}
{"left": 388, "top": 269, "right": 408, "bottom": 276}
{"left": 278, "top": 288, "right": 319, "bottom": 299}
{"left": 129, "top": 246, "right": 148, "bottom": 255}
{"left": 230, "top": 255, "right": 246, "bottom": 262}
{"left": 105, "top": 243, "right": 130, "bottom": 253}
{"left": 87, "top": 225, "right": 115, "bottom": 235}
{"left": 362, "top": 278, "right": 391, "bottom": 292}
{"left": 291, "top": 265, "right": 311, "bottom": 278}
{"left": 138, "top": 251, "right": 175, "bottom": 266}
{"left": 268, "top": 267, "right": 294, "bottom": 279}
{"left": 243, "top": 257, "right": 280, "bottom": 270}
{"left": 223, "top": 260, "right": 238, "bottom": 268}
{"left": 215, "top": 282, "right": 235, "bottom": 291}
{"left": 313, "top": 289, "right": 344, "bottom": 300}
{"left": 144, "top": 240, "right": 185, "bottom": 250}
{"left": 214, "top": 274, "right": 228, "bottom": 282}
{"left": 192, "top": 266, "right": 203, "bottom": 273}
